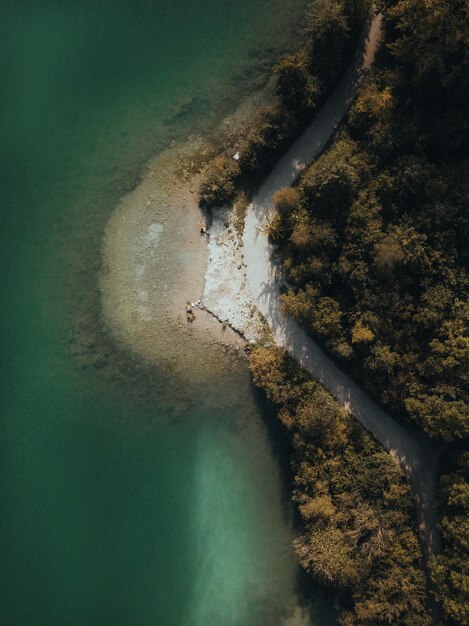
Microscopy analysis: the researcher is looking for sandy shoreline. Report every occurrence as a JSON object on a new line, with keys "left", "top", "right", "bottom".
{"left": 99, "top": 83, "right": 276, "bottom": 379}
{"left": 100, "top": 140, "right": 245, "bottom": 381}
{"left": 99, "top": 16, "right": 383, "bottom": 375}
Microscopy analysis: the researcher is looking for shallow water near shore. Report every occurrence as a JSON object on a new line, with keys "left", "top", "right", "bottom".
{"left": 1, "top": 1, "right": 336, "bottom": 624}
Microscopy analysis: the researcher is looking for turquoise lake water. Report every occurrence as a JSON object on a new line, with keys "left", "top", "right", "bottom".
{"left": 0, "top": 1, "right": 336, "bottom": 624}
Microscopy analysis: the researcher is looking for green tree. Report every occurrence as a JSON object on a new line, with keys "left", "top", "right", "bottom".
{"left": 351, "top": 321, "right": 375, "bottom": 344}
{"left": 199, "top": 156, "right": 239, "bottom": 208}
{"left": 300, "top": 137, "right": 362, "bottom": 222}
{"left": 276, "top": 53, "right": 319, "bottom": 112}
{"left": 431, "top": 452, "right": 469, "bottom": 624}
{"left": 307, "top": 1, "right": 351, "bottom": 89}
{"left": 373, "top": 233, "right": 404, "bottom": 272}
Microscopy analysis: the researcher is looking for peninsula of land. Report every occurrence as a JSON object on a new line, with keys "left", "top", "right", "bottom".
{"left": 198, "top": 1, "right": 468, "bottom": 624}
{"left": 100, "top": 1, "right": 468, "bottom": 624}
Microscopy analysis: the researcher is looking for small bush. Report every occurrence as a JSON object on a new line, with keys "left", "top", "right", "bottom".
{"left": 273, "top": 187, "right": 301, "bottom": 215}
{"left": 199, "top": 156, "right": 239, "bottom": 208}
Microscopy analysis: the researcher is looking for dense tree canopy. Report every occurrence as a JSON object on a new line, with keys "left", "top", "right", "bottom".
{"left": 265, "top": 1, "right": 468, "bottom": 623}
{"left": 250, "top": 346, "right": 433, "bottom": 625}
{"left": 430, "top": 451, "right": 469, "bottom": 624}
{"left": 271, "top": 0, "right": 469, "bottom": 442}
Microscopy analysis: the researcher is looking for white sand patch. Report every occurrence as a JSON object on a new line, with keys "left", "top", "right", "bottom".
{"left": 203, "top": 206, "right": 264, "bottom": 343}
{"left": 145, "top": 222, "right": 164, "bottom": 247}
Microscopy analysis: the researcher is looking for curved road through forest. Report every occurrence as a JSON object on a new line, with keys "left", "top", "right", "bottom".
{"left": 243, "top": 14, "right": 441, "bottom": 557}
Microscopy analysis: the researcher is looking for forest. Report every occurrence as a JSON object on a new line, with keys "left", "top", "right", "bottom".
{"left": 250, "top": 345, "right": 433, "bottom": 625}
{"left": 201, "top": 0, "right": 468, "bottom": 622}
{"left": 264, "top": 0, "right": 468, "bottom": 622}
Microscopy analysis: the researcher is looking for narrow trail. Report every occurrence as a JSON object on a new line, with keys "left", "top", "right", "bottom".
{"left": 243, "top": 13, "right": 441, "bottom": 558}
